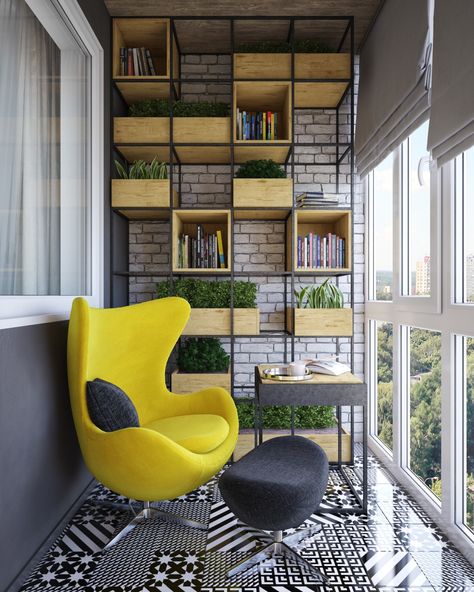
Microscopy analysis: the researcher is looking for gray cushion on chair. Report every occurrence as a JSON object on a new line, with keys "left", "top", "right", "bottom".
{"left": 219, "top": 435, "right": 329, "bottom": 531}
{"left": 86, "top": 378, "right": 139, "bottom": 432}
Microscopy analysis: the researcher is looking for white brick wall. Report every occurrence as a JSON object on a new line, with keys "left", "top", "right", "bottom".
{"left": 128, "top": 55, "right": 365, "bottom": 438}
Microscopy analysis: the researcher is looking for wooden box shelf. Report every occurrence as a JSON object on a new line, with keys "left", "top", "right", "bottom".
{"left": 287, "top": 209, "right": 352, "bottom": 273}
{"left": 233, "top": 81, "right": 292, "bottom": 143}
{"left": 286, "top": 307, "right": 353, "bottom": 337}
{"left": 172, "top": 209, "right": 231, "bottom": 273}
{"left": 111, "top": 179, "right": 177, "bottom": 220}
{"left": 233, "top": 178, "right": 293, "bottom": 209}
{"left": 113, "top": 18, "right": 170, "bottom": 79}
{"left": 114, "top": 117, "right": 169, "bottom": 144}
{"left": 171, "top": 368, "right": 231, "bottom": 394}
{"left": 183, "top": 308, "right": 260, "bottom": 336}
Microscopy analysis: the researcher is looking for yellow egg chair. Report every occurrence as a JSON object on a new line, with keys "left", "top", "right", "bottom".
{"left": 67, "top": 296, "right": 238, "bottom": 548}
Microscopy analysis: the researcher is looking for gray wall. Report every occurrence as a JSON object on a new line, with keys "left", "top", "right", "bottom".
{"left": 0, "top": 1, "right": 112, "bottom": 590}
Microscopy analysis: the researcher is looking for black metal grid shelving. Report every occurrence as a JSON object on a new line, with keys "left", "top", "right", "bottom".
{"left": 111, "top": 16, "right": 355, "bottom": 403}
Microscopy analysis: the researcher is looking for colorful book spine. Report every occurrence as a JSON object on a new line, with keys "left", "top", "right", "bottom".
{"left": 216, "top": 230, "right": 225, "bottom": 269}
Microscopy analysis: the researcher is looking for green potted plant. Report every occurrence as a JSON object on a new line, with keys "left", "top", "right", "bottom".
{"left": 235, "top": 400, "right": 351, "bottom": 462}
{"left": 156, "top": 278, "right": 260, "bottom": 335}
{"left": 112, "top": 158, "right": 176, "bottom": 211}
{"left": 171, "top": 338, "right": 231, "bottom": 393}
{"left": 233, "top": 159, "right": 292, "bottom": 209}
{"left": 234, "top": 39, "right": 349, "bottom": 85}
{"left": 287, "top": 279, "right": 353, "bottom": 336}
{"left": 115, "top": 98, "right": 230, "bottom": 145}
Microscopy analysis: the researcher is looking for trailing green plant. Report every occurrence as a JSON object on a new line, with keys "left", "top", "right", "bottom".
{"left": 178, "top": 338, "right": 230, "bottom": 373}
{"left": 294, "top": 279, "right": 344, "bottom": 309}
{"left": 236, "top": 401, "right": 335, "bottom": 429}
{"left": 114, "top": 158, "right": 168, "bottom": 180}
{"left": 156, "top": 279, "right": 257, "bottom": 308}
{"left": 235, "top": 159, "right": 286, "bottom": 179}
{"left": 129, "top": 98, "right": 170, "bottom": 117}
{"left": 128, "top": 98, "right": 229, "bottom": 118}
{"left": 236, "top": 40, "right": 334, "bottom": 53}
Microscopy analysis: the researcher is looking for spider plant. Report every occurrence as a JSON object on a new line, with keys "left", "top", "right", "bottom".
{"left": 294, "top": 279, "right": 344, "bottom": 309}
{"left": 114, "top": 158, "right": 168, "bottom": 180}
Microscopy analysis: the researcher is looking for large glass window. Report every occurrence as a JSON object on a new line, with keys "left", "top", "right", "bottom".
{"left": 402, "top": 121, "right": 431, "bottom": 296}
{"left": 368, "top": 154, "right": 393, "bottom": 300}
{"left": 375, "top": 321, "right": 394, "bottom": 450}
{"left": 0, "top": 0, "right": 92, "bottom": 296}
{"left": 408, "top": 327, "right": 441, "bottom": 497}
{"left": 459, "top": 336, "right": 474, "bottom": 532}
{"left": 454, "top": 147, "right": 474, "bottom": 304}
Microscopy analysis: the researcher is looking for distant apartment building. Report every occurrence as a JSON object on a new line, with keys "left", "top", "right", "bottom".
{"left": 467, "top": 254, "right": 474, "bottom": 302}
{"left": 416, "top": 256, "right": 431, "bottom": 295}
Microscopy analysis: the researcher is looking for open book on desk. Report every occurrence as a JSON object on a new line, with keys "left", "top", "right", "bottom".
{"left": 305, "top": 359, "right": 351, "bottom": 376}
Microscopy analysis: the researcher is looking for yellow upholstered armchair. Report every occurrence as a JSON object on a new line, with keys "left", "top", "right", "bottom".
{"left": 67, "top": 296, "right": 238, "bottom": 548}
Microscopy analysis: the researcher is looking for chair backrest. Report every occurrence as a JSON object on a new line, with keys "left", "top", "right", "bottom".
{"left": 67, "top": 297, "right": 190, "bottom": 439}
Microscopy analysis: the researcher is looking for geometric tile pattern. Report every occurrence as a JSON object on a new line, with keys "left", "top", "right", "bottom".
{"left": 19, "top": 451, "right": 474, "bottom": 592}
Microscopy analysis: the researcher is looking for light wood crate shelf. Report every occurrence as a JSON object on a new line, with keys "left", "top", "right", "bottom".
{"left": 183, "top": 308, "right": 260, "bottom": 336}
{"left": 233, "top": 178, "right": 293, "bottom": 209}
{"left": 172, "top": 209, "right": 231, "bottom": 273}
{"left": 286, "top": 209, "right": 352, "bottom": 273}
{"left": 114, "top": 117, "right": 170, "bottom": 144}
{"left": 111, "top": 179, "right": 177, "bottom": 220}
{"left": 286, "top": 307, "right": 353, "bottom": 337}
{"left": 171, "top": 368, "right": 231, "bottom": 394}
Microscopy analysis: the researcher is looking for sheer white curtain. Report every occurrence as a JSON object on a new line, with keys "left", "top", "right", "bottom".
{"left": 0, "top": 0, "right": 60, "bottom": 295}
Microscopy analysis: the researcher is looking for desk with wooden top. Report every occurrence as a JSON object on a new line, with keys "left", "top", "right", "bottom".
{"left": 254, "top": 364, "right": 368, "bottom": 514}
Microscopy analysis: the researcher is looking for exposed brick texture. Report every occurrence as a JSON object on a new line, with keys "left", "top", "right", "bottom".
{"left": 128, "top": 55, "right": 364, "bottom": 437}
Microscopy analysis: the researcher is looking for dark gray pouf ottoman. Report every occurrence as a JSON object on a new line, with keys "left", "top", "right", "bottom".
{"left": 219, "top": 435, "right": 329, "bottom": 579}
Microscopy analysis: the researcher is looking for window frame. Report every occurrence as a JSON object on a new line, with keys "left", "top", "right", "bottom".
{"left": 0, "top": 0, "right": 104, "bottom": 328}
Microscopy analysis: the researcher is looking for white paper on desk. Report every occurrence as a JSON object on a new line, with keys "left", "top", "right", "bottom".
{"left": 307, "top": 360, "right": 350, "bottom": 376}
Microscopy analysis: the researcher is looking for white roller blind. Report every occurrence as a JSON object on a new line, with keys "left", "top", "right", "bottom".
{"left": 355, "top": 0, "right": 432, "bottom": 177}
{"left": 427, "top": 0, "right": 474, "bottom": 166}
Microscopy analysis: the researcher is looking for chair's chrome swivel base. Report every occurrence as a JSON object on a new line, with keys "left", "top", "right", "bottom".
{"left": 227, "top": 524, "right": 327, "bottom": 582}
{"left": 91, "top": 499, "right": 207, "bottom": 550}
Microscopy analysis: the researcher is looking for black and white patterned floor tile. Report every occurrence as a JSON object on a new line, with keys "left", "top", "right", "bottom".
{"left": 19, "top": 451, "right": 474, "bottom": 592}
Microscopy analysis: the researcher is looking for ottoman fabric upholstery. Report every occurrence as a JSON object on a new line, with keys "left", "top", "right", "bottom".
{"left": 219, "top": 435, "right": 329, "bottom": 531}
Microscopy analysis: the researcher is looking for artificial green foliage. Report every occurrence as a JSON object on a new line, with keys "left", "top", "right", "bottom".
{"left": 128, "top": 98, "right": 229, "bottom": 118}
{"left": 236, "top": 401, "right": 335, "bottom": 429}
{"left": 235, "top": 159, "right": 286, "bottom": 179}
{"left": 294, "top": 279, "right": 344, "bottom": 309}
{"left": 178, "top": 338, "right": 230, "bottom": 373}
{"left": 173, "top": 100, "right": 229, "bottom": 117}
{"left": 236, "top": 40, "right": 334, "bottom": 53}
{"left": 115, "top": 158, "right": 168, "bottom": 180}
{"left": 156, "top": 279, "right": 257, "bottom": 308}
{"left": 129, "top": 98, "right": 170, "bottom": 117}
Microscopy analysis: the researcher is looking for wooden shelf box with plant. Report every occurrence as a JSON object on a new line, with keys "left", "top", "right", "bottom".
{"left": 286, "top": 279, "right": 353, "bottom": 337}
{"left": 235, "top": 399, "right": 350, "bottom": 462}
{"left": 171, "top": 338, "right": 231, "bottom": 394}
{"left": 112, "top": 158, "right": 178, "bottom": 219}
{"left": 156, "top": 279, "right": 260, "bottom": 336}
{"left": 287, "top": 209, "right": 352, "bottom": 273}
{"left": 233, "top": 40, "right": 350, "bottom": 109}
{"left": 233, "top": 159, "right": 292, "bottom": 211}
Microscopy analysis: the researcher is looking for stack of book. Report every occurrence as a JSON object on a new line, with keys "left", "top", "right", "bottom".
{"left": 296, "top": 192, "right": 339, "bottom": 208}
{"left": 236, "top": 109, "right": 280, "bottom": 140}
{"left": 119, "top": 47, "right": 157, "bottom": 76}
{"left": 177, "top": 227, "right": 226, "bottom": 269}
{"left": 297, "top": 233, "right": 346, "bottom": 269}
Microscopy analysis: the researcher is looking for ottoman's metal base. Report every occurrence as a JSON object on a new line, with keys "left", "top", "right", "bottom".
{"left": 227, "top": 525, "right": 327, "bottom": 582}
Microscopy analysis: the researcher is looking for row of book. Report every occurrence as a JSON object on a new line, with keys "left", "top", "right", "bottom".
{"left": 296, "top": 192, "right": 339, "bottom": 208}
{"left": 119, "top": 47, "right": 157, "bottom": 76}
{"left": 236, "top": 109, "right": 280, "bottom": 141}
{"left": 177, "top": 227, "right": 226, "bottom": 269}
{"left": 297, "top": 233, "right": 346, "bottom": 269}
